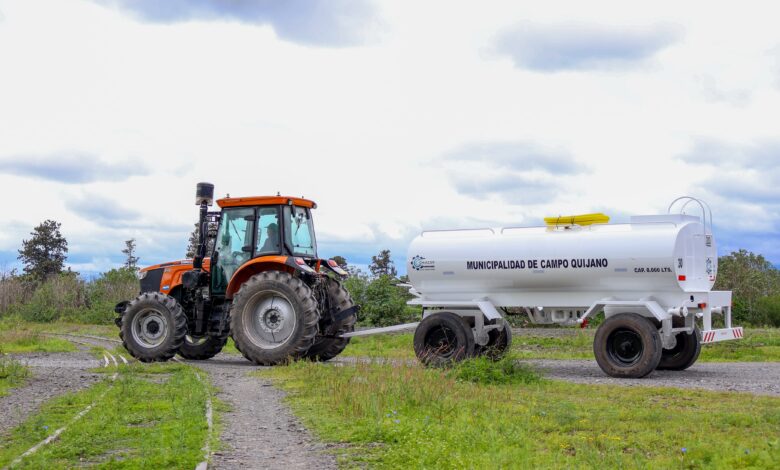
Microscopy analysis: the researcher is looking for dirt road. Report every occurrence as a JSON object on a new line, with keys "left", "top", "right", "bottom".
{"left": 190, "top": 354, "right": 337, "bottom": 470}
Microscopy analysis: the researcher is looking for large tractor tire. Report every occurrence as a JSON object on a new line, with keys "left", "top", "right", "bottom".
{"left": 593, "top": 313, "right": 662, "bottom": 378}
{"left": 475, "top": 322, "right": 512, "bottom": 361}
{"left": 177, "top": 334, "right": 228, "bottom": 360}
{"left": 230, "top": 271, "right": 319, "bottom": 365}
{"left": 414, "top": 312, "right": 475, "bottom": 367}
{"left": 657, "top": 328, "right": 701, "bottom": 370}
{"left": 120, "top": 292, "right": 187, "bottom": 362}
{"left": 304, "top": 278, "right": 357, "bottom": 362}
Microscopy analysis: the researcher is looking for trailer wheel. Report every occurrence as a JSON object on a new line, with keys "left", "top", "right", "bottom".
{"left": 476, "top": 323, "right": 513, "bottom": 361}
{"left": 177, "top": 334, "right": 228, "bottom": 360}
{"left": 593, "top": 313, "right": 662, "bottom": 378}
{"left": 120, "top": 292, "right": 187, "bottom": 362}
{"left": 414, "top": 312, "right": 475, "bottom": 367}
{"left": 304, "top": 278, "right": 357, "bottom": 362}
{"left": 230, "top": 271, "right": 319, "bottom": 365}
{"left": 657, "top": 328, "right": 701, "bottom": 370}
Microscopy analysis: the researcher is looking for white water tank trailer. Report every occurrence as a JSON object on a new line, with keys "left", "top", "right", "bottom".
{"left": 347, "top": 197, "right": 742, "bottom": 378}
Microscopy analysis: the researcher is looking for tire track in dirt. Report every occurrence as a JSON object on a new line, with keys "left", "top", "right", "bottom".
{"left": 0, "top": 351, "right": 103, "bottom": 435}
{"left": 190, "top": 354, "right": 337, "bottom": 470}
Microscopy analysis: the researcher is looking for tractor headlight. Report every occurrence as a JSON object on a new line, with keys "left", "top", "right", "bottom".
{"left": 137, "top": 270, "right": 147, "bottom": 280}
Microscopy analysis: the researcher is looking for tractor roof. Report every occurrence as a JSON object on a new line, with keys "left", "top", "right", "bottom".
{"left": 216, "top": 196, "right": 317, "bottom": 209}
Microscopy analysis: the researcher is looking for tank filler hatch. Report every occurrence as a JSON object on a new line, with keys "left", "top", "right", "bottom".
{"left": 544, "top": 213, "right": 610, "bottom": 228}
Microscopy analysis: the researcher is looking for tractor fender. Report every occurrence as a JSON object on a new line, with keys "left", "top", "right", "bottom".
{"left": 225, "top": 256, "right": 311, "bottom": 299}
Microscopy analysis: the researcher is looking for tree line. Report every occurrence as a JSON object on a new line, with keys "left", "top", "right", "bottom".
{"left": 2, "top": 219, "right": 780, "bottom": 327}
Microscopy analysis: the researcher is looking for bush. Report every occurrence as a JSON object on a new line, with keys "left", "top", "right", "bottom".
{"left": 11, "top": 273, "right": 86, "bottom": 322}
{"left": 752, "top": 295, "right": 780, "bottom": 327}
{"left": 345, "top": 274, "right": 418, "bottom": 327}
{"left": 0, "top": 268, "right": 137, "bottom": 324}
{"left": 447, "top": 355, "right": 542, "bottom": 385}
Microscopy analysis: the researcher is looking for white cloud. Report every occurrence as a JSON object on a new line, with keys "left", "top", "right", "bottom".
{"left": 0, "top": 0, "right": 779, "bottom": 273}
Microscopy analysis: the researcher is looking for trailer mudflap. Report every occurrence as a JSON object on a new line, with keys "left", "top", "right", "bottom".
{"left": 701, "top": 327, "right": 744, "bottom": 344}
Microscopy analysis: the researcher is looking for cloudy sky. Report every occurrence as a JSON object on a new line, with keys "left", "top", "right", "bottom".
{"left": 0, "top": 0, "right": 778, "bottom": 276}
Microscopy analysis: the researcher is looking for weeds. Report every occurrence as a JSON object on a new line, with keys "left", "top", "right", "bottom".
{"left": 447, "top": 355, "right": 542, "bottom": 385}
{"left": 0, "top": 354, "right": 31, "bottom": 396}
{"left": 263, "top": 360, "right": 780, "bottom": 469}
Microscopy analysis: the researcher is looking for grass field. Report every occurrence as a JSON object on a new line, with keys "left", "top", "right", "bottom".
{"left": 342, "top": 328, "right": 780, "bottom": 362}
{"left": 0, "top": 361, "right": 214, "bottom": 469}
{"left": 263, "top": 358, "right": 780, "bottom": 469}
{"left": 0, "top": 356, "right": 30, "bottom": 397}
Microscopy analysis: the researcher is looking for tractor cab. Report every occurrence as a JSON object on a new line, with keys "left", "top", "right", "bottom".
{"left": 211, "top": 196, "right": 319, "bottom": 295}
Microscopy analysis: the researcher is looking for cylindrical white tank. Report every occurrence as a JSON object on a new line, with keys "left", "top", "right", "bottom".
{"left": 407, "top": 214, "right": 717, "bottom": 303}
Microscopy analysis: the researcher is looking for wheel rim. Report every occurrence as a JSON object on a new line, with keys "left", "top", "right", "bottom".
{"left": 424, "top": 325, "right": 458, "bottom": 358}
{"left": 185, "top": 335, "right": 208, "bottom": 346}
{"left": 242, "top": 291, "right": 297, "bottom": 349}
{"left": 131, "top": 308, "right": 169, "bottom": 349}
{"left": 606, "top": 328, "right": 643, "bottom": 366}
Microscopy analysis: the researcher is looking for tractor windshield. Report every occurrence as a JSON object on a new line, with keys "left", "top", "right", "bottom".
{"left": 284, "top": 205, "right": 317, "bottom": 257}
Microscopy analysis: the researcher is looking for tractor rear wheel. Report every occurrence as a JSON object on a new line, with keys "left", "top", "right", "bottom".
{"left": 414, "top": 312, "right": 475, "bottom": 367}
{"left": 657, "top": 328, "right": 701, "bottom": 370}
{"left": 177, "top": 334, "right": 228, "bottom": 360}
{"left": 120, "top": 292, "right": 187, "bottom": 362}
{"left": 593, "top": 313, "right": 662, "bottom": 378}
{"left": 230, "top": 271, "right": 319, "bottom": 365}
{"left": 304, "top": 278, "right": 357, "bottom": 362}
{"left": 475, "top": 322, "right": 512, "bottom": 361}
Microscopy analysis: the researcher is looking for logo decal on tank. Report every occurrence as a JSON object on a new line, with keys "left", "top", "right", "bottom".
{"left": 411, "top": 255, "right": 435, "bottom": 271}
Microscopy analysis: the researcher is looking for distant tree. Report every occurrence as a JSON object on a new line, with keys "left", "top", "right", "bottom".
{"left": 122, "top": 239, "right": 140, "bottom": 270}
{"left": 332, "top": 255, "right": 348, "bottom": 269}
{"left": 186, "top": 222, "right": 216, "bottom": 258}
{"left": 715, "top": 249, "right": 780, "bottom": 325}
{"left": 369, "top": 249, "right": 397, "bottom": 278}
{"left": 18, "top": 219, "right": 68, "bottom": 281}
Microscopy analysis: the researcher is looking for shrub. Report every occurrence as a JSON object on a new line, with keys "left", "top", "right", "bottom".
{"left": 447, "top": 355, "right": 542, "bottom": 385}
{"left": 753, "top": 295, "right": 780, "bottom": 327}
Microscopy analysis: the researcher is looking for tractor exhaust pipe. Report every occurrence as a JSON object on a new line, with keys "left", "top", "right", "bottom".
{"left": 193, "top": 182, "right": 214, "bottom": 270}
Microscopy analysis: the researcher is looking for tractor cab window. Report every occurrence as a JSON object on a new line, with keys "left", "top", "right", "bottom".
{"left": 212, "top": 207, "right": 255, "bottom": 294}
{"left": 256, "top": 207, "right": 281, "bottom": 255}
{"left": 284, "top": 206, "right": 316, "bottom": 257}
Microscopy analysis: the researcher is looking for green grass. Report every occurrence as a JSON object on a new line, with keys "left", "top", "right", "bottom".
{"left": 0, "top": 319, "right": 77, "bottom": 353}
{"left": 0, "top": 355, "right": 31, "bottom": 396}
{"left": 263, "top": 358, "right": 780, "bottom": 469}
{"left": 343, "top": 333, "right": 415, "bottom": 359}
{"left": 342, "top": 329, "right": 780, "bottom": 362}
{"left": 0, "top": 362, "right": 214, "bottom": 469}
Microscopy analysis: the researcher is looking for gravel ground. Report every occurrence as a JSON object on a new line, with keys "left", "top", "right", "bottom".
{"left": 190, "top": 354, "right": 337, "bottom": 470}
{"left": 0, "top": 351, "right": 102, "bottom": 435}
{"left": 528, "top": 359, "right": 780, "bottom": 396}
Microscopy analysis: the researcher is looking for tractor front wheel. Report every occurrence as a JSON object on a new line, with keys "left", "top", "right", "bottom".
{"left": 230, "top": 271, "right": 319, "bottom": 365}
{"left": 177, "top": 334, "right": 228, "bottom": 360}
{"left": 120, "top": 292, "right": 187, "bottom": 362}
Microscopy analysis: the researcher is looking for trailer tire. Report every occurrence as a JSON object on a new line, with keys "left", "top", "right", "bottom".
{"left": 594, "top": 313, "right": 662, "bottom": 378}
{"left": 414, "top": 312, "right": 475, "bottom": 367}
{"left": 476, "top": 323, "right": 512, "bottom": 361}
{"left": 120, "top": 292, "right": 187, "bottom": 363}
{"left": 177, "top": 334, "right": 228, "bottom": 360}
{"left": 657, "top": 328, "right": 701, "bottom": 370}
{"left": 304, "top": 278, "right": 357, "bottom": 362}
{"left": 230, "top": 271, "right": 319, "bottom": 365}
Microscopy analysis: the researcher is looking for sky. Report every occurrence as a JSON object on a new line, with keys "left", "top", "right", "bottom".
{"left": 0, "top": 0, "right": 778, "bottom": 277}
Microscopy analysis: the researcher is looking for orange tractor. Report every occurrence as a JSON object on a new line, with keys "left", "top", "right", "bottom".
{"left": 115, "top": 183, "right": 357, "bottom": 364}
